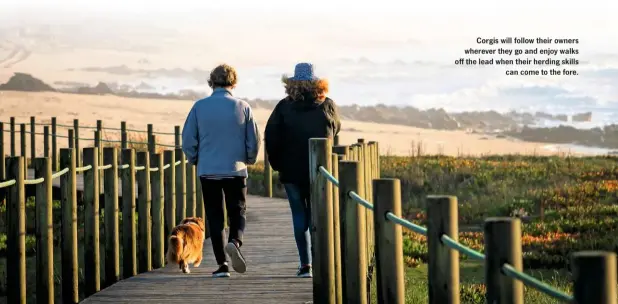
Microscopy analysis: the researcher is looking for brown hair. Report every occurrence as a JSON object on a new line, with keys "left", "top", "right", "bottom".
{"left": 208, "top": 64, "right": 238, "bottom": 88}
{"left": 281, "top": 75, "right": 329, "bottom": 102}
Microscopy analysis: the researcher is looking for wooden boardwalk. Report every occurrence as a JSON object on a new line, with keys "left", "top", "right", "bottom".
{"left": 81, "top": 195, "right": 313, "bottom": 304}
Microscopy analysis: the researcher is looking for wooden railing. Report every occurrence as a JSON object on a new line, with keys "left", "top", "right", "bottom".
{"left": 308, "top": 137, "right": 618, "bottom": 304}
{"left": 0, "top": 117, "right": 214, "bottom": 304}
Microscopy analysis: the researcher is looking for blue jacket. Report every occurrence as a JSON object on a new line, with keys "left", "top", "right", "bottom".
{"left": 181, "top": 88, "right": 261, "bottom": 178}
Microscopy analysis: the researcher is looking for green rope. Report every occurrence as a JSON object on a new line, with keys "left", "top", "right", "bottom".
{"left": 24, "top": 177, "right": 45, "bottom": 185}
{"left": 502, "top": 264, "right": 573, "bottom": 302}
{"left": 440, "top": 235, "right": 485, "bottom": 261}
{"left": 0, "top": 179, "right": 16, "bottom": 188}
{"left": 385, "top": 212, "right": 427, "bottom": 235}
{"left": 348, "top": 191, "right": 374, "bottom": 210}
{"left": 52, "top": 168, "right": 69, "bottom": 179}
{"left": 318, "top": 166, "right": 339, "bottom": 187}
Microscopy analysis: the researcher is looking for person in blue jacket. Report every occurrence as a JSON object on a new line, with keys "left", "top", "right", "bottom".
{"left": 182, "top": 63, "right": 261, "bottom": 278}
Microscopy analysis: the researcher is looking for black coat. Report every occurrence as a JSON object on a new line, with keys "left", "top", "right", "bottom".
{"left": 265, "top": 96, "right": 341, "bottom": 186}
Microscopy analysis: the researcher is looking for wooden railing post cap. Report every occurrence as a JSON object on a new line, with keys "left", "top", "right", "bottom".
{"left": 484, "top": 216, "right": 521, "bottom": 225}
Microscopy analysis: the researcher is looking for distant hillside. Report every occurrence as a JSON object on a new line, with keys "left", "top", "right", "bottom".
{"left": 1, "top": 72, "right": 614, "bottom": 150}
{"left": 0, "top": 72, "right": 56, "bottom": 92}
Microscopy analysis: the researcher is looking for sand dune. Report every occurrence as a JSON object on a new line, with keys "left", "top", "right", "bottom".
{"left": 0, "top": 91, "right": 579, "bottom": 160}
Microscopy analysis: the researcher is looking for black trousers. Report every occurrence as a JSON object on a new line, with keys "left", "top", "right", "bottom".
{"left": 200, "top": 176, "right": 247, "bottom": 265}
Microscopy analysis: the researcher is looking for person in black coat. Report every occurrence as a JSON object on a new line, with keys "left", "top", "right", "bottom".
{"left": 265, "top": 62, "right": 341, "bottom": 278}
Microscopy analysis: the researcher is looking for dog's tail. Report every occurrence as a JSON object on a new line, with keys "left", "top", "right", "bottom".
{"left": 166, "top": 234, "right": 183, "bottom": 264}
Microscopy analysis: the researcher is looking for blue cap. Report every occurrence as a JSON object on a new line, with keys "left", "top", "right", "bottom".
{"left": 288, "top": 62, "right": 318, "bottom": 81}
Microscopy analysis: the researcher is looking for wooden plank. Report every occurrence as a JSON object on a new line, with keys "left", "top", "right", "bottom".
{"left": 81, "top": 196, "right": 313, "bottom": 304}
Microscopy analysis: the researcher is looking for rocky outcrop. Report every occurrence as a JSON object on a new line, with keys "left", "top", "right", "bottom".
{"left": 76, "top": 82, "right": 114, "bottom": 95}
{"left": 0, "top": 73, "right": 56, "bottom": 92}
{"left": 505, "top": 125, "right": 618, "bottom": 149}
{"left": 572, "top": 112, "right": 592, "bottom": 122}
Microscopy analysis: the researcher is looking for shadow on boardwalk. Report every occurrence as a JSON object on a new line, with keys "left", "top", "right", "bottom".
{"left": 81, "top": 195, "right": 313, "bottom": 304}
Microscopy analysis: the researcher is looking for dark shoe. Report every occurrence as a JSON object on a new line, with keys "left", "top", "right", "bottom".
{"left": 297, "top": 265, "right": 312, "bottom": 278}
{"left": 212, "top": 264, "right": 230, "bottom": 278}
{"left": 225, "top": 241, "right": 247, "bottom": 273}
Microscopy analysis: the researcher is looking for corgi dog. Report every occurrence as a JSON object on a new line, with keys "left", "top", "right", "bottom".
{"left": 166, "top": 217, "right": 206, "bottom": 273}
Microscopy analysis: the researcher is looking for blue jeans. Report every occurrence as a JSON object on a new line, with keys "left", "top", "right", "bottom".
{"left": 283, "top": 183, "right": 312, "bottom": 266}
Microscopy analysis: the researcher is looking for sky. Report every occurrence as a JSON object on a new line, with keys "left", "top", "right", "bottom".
{"left": 1, "top": 0, "right": 617, "bottom": 122}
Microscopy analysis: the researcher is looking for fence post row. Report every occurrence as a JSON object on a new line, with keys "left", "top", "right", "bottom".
{"left": 0, "top": 118, "right": 221, "bottom": 302}
{"left": 5, "top": 122, "right": 618, "bottom": 303}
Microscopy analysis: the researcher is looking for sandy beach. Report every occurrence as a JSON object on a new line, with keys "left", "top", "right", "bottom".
{"left": 0, "top": 91, "right": 584, "bottom": 160}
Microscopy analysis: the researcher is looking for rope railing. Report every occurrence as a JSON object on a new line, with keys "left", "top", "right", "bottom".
{"left": 317, "top": 163, "right": 575, "bottom": 303}
{"left": 2, "top": 127, "right": 177, "bottom": 147}
{"left": 0, "top": 158, "right": 190, "bottom": 189}
{"left": 12, "top": 120, "right": 179, "bottom": 136}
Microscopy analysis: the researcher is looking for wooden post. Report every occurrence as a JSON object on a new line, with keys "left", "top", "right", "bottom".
{"left": 373, "top": 178, "right": 405, "bottom": 304}
{"left": 10, "top": 117, "right": 16, "bottom": 156}
{"left": 103, "top": 147, "right": 120, "bottom": 286}
{"left": 151, "top": 153, "right": 165, "bottom": 269}
{"left": 6, "top": 156, "right": 26, "bottom": 304}
{"left": 164, "top": 150, "right": 176, "bottom": 240}
{"left": 20, "top": 123, "right": 26, "bottom": 158}
{"left": 375, "top": 141, "right": 382, "bottom": 178}
{"left": 175, "top": 148, "right": 186, "bottom": 223}
{"left": 264, "top": 150, "right": 272, "bottom": 197}
{"left": 73, "top": 119, "right": 80, "bottom": 167}
{"left": 30, "top": 116, "right": 36, "bottom": 162}
{"left": 333, "top": 145, "right": 349, "bottom": 160}
{"left": 51, "top": 117, "right": 57, "bottom": 171}
{"left": 356, "top": 139, "right": 372, "bottom": 301}
{"left": 174, "top": 125, "right": 181, "bottom": 148}
{"left": 572, "top": 251, "right": 617, "bottom": 304}
{"left": 195, "top": 168, "right": 204, "bottom": 219}
{"left": 0, "top": 122, "right": 4, "bottom": 181}
{"left": 121, "top": 148, "right": 137, "bottom": 278}
{"left": 331, "top": 153, "right": 342, "bottom": 304}
{"left": 334, "top": 135, "right": 340, "bottom": 146}
{"left": 60, "top": 148, "right": 79, "bottom": 304}
{"left": 68, "top": 129, "right": 74, "bottom": 149}
{"left": 97, "top": 120, "right": 104, "bottom": 184}
{"left": 484, "top": 217, "right": 524, "bottom": 304}
{"left": 95, "top": 130, "right": 103, "bottom": 191}
{"left": 186, "top": 163, "right": 195, "bottom": 217}
{"left": 34, "top": 157, "right": 54, "bottom": 304}
{"left": 427, "top": 195, "right": 460, "bottom": 304}
{"left": 308, "top": 138, "right": 335, "bottom": 304}
{"left": 137, "top": 151, "right": 152, "bottom": 273}
{"left": 121, "top": 121, "right": 128, "bottom": 149}
{"left": 338, "top": 160, "right": 367, "bottom": 304}
{"left": 147, "top": 124, "right": 154, "bottom": 154}
{"left": 43, "top": 126, "right": 49, "bottom": 158}
{"left": 83, "top": 147, "right": 101, "bottom": 296}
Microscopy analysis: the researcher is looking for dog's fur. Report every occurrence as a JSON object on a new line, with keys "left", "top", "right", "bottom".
{"left": 166, "top": 217, "right": 206, "bottom": 273}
